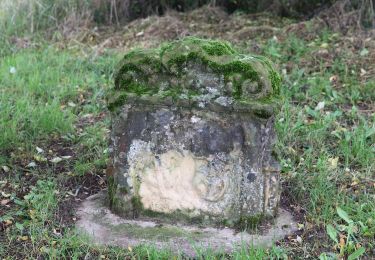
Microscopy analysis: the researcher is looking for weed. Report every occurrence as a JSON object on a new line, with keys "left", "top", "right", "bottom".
{"left": 1, "top": 7, "right": 374, "bottom": 259}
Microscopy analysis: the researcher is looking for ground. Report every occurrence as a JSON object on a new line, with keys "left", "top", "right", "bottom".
{"left": 0, "top": 5, "right": 374, "bottom": 259}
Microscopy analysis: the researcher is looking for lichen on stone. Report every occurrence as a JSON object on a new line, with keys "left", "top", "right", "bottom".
{"left": 108, "top": 37, "right": 281, "bottom": 114}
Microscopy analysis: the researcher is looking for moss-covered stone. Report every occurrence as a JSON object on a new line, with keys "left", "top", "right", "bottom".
{"left": 107, "top": 37, "right": 282, "bottom": 228}
{"left": 108, "top": 37, "right": 281, "bottom": 113}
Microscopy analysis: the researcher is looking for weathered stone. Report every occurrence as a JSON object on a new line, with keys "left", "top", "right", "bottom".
{"left": 107, "top": 37, "right": 282, "bottom": 228}
{"left": 76, "top": 192, "right": 298, "bottom": 257}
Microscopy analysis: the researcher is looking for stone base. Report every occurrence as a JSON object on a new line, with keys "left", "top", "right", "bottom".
{"left": 76, "top": 192, "right": 297, "bottom": 257}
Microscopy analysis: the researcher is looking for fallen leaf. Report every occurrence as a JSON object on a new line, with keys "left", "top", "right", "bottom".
{"left": 339, "top": 236, "right": 345, "bottom": 250}
{"left": 329, "top": 75, "right": 338, "bottom": 83}
{"left": 315, "top": 101, "right": 325, "bottom": 111}
{"left": 360, "top": 48, "right": 369, "bottom": 56}
{"left": 1, "top": 191, "right": 11, "bottom": 198}
{"left": 328, "top": 157, "right": 339, "bottom": 169}
{"left": 53, "top": 228, "right": 62, "bottom": 236}
{"left": 67, "top": 101, "right": 76, "bottom": 107}
{"left": 297, "top": 223, "right": 304, "bottom": 230}
{"left": 34, "top": 155, "right": 47, "bottom": 162}
{"left": 29, "top": 209, "right": 36, "bottom": 219}
{"left": 26, "top": 161, "right": 37, "bottom": 168}
{"left": 1, "top": 199, "right": 10, "bottom": 205}
{"left": 50, "top": 157, "right": 62, "bottom": 163}
{"left": 40, "top": 246, "right": 50, "bottom": 253}
{"left": 19, "top": 236, "right": 28, "bottom": 241}
{"left": 1, "top": 165, "right": 10, "bottom": 173}
{"left": 4, "top": 219, "right": 13, "bottom": 226}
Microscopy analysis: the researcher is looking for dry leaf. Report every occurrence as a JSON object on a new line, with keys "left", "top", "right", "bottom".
{"left": 297, "top": 223, "right": 304, "bottom": 230}
{"left": 50, "top": 157, "right": 62, "bottom": 163}
{"left": 67, "top": 101, "right": 76, "bottom": 107}
{"left": 1, "top": 199, "right": 10, "bottom": 205}
{"left": 1, "top": 191, "right": 11, "bottom": 198}
{"left": 1, "top": 166, "right": 10, "bottom": 173}
{"left": 339, "top": 237, "right": 345, "bottom": 249}
{"left": 29, "top": 209, "right": 36, "bottom": 219}
{"left": 4, "top": 219, "right": 13, "bottom": 226}
{"left": 315, "top": 101, "right": 325, "bottom": 111}
{"left": 34, "top": 155, "right": 47, "bottom": 162}
{"left": 329, "top": 75, "right": 338, "bottom": 83}
{"left": 36, "top": 146, "right": 44, "bottom": 153}
{"left": 26, "top": 161, "right": 37, "bottom": 168}
{"left": 328, "top": 157, "right": 339, "bottom": 169}
{"left": 19, "top": 236, "right": 28, "bottom": 241}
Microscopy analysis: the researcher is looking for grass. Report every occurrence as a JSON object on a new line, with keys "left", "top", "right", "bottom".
{"left": 1, "top": 11, "right": 374, "bottom": 260}
{"left": 267, "top": 33, "right": 374, "bottom": 258}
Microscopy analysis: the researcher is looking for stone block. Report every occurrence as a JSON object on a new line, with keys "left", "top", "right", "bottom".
{"left": 107, "top": 37, "right": 282, "bottom": 227}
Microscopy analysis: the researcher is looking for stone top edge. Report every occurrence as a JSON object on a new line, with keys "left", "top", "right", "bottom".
{"left": 108, "top": 37, "right": 282, "bottom": 113}
{"left": 108, "top": 92, "right": 280, "bottom": 119}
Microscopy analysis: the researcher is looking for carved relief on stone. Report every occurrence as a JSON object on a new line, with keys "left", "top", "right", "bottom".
{"left": 107, "top": 37, "right": 282, "bottom": 226}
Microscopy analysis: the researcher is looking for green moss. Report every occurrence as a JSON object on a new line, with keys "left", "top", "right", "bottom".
{"left": 108, "top": 223, "right": 206, "bottom": 241}
{"left": 106, "top": 89, "right": 127, "bottom": 112}
{"left": 131, "top": 196, "right": 143, "bottom": 212}
{"left": 113, "top": 48, "right": 163, "bottom": 93}
{"left": 235, "top": 214, "right": 265, "bottom": 231}
{"left": 107, "top": 175, "right": 115, "bottom": 208}
{"left": 108, "top": 37, "right": 281, "bottom": 112}
{"left": 141, "top": 208, "right": 209, "bottom": 226}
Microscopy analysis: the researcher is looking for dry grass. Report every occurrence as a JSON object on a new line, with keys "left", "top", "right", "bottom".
{"left": 1, "top": 2, "right": 374, "bottom": 259}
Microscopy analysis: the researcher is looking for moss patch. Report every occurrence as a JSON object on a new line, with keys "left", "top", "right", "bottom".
{"left": 234, "top": 214, "right": 265, "bottom": 231}
{"left": 109, "top": 223, "right": 206, "bottom": 242}
{"left": 108, "top": 37, "right": 281, "bottom": 112}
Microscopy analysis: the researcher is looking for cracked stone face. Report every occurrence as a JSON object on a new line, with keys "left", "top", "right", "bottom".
{"left": 106, "top": 37, "right": 282, "bottom": 227}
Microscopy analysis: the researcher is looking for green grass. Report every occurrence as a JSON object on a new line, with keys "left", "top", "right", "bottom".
{"left": 267, "top": 31, "right": 374, "bottom": 258}
{"left": 0, "top": 46, "right": 117, "bottom": 159}
{"left": 0, "top": 24, "right": 374, "bottom": 259}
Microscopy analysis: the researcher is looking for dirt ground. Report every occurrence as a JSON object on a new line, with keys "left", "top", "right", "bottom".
{"left": 1, "top": 4, "right": 374, "bottom": 259}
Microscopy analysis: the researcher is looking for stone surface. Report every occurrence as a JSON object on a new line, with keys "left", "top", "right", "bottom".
{"left": 107, "top": 37, "right": 282, "bottom": 227}
{"left": 77, "top": 192, "right": 298, "bottom": 257}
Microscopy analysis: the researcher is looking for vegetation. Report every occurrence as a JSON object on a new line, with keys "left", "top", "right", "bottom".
{"left": 0, "top": 1, "right": 374, "bottom": 259}
{"left": 1, "top": 0, "right": 372, "bottom": 40}
{"left": 110, "top": 37, "right": 280, "bottom": 111}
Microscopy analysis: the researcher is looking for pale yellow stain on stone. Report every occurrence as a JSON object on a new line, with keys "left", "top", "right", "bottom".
{"left": 138, "top": 150, "right": 210, "bottom": 214}
{"left": 126, "top": 140, "right": 243, "bottom": 217}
